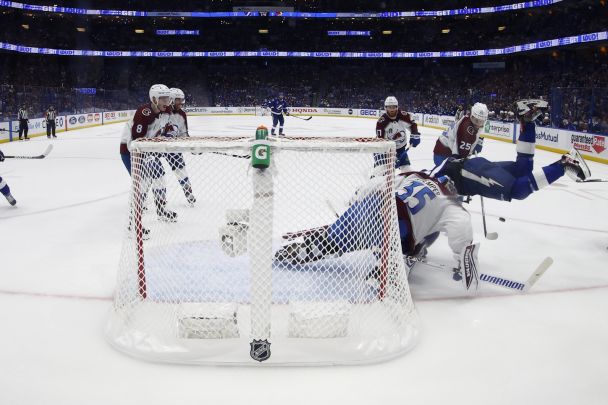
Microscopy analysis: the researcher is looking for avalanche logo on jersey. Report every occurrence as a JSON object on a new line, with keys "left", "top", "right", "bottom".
{"left": 142, "top": 108, "right": 152, "bottom": 117}
{"left": 162, "top": 123, "right": 180, "bottom": 137}
{"left": 387, "top": 128, "right": 406, "bottom": 142}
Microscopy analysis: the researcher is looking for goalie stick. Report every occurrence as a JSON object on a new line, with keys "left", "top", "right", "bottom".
{"left": 3, "top": 144, "right": 54, "bottom": 160}
{"left": 408, "top": 255, "right": 553, "bottom": 292}
{"left": 282, "top": 225, "right": 329, "bottom": 241}
{"left": 473, "top": 150, "right": 498, "bottom": 241}
{"left": 211, "top": 151, "right": 250, "bottom": 159}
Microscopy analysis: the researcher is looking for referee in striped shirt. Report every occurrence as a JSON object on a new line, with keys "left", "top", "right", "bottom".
{"left": 46, "top": 105, "right": 57, "bottom": 138}
{"left": 18, "top": 104, "right": 29, "bottom": 140}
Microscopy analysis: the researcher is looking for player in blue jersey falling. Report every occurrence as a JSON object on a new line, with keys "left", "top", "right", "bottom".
{"left": 263, "top": 93, "right": 290, "bottom": 136}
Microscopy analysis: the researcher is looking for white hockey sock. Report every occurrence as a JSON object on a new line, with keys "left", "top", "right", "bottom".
{"left": 531, "top": 169, "right": 550, "bottom": 191}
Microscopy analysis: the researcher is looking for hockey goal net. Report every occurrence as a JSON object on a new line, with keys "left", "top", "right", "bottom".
{"left": 106, "top": 135, "right": 418, "bottom": 365}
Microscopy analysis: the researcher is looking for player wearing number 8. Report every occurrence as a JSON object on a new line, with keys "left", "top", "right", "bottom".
{"left": 120, "top": 84, "right": 177, "bottom": 223}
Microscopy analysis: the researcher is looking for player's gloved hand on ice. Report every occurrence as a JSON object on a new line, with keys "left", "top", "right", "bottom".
{"left": 0, "top": 150, "right": 4, "bottom": 162}
{"left": 474, "top": 137, "right": 484, "bottom": 154}
{"left": 409, "top": 133, "right": 421, "bottom": 147}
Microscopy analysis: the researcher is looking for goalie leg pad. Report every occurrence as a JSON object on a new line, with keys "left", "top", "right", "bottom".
{"left": 178, "top": 303, "right": 239, "bottom": 339}
{"left": 288, "top": 301, "right": 351, "bottom": 338}
{"left": 220, "top": 223, "right": 249, "bottom": 257}
{"left": 459, "top": 243, "right": 480, "bottom": 293}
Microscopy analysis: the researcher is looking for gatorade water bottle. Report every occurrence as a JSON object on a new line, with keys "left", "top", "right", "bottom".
{"left": 252, "top": 125, "right": 270, "bottom": 169}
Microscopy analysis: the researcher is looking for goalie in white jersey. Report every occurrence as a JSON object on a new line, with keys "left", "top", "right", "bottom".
{"left": 270, "top": 170, "right": 478, "bottom": 291}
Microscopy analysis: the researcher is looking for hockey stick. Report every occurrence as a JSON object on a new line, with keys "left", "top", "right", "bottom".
{"left": 480, "top": 195, "right": 498, "bottom": 240}
{"left": 470, "top": 150, "right": 498, "bottom": 240}
{"left": 282, "top": 225, "right": 329, "bottom": 240}
{"left": 409, "top": 255, "right": 553, "bottom": 292}
{"left": 289, "top": 114, "right": 312, "bottom": 121}
{"left": 576, "top": 178, "right": 608, "bottom": 183}
{"left": 211, "top": 151, "right": 250, "bottom": 159}
{"left": 4, "top": 144, "right": 53, "bottom": 159}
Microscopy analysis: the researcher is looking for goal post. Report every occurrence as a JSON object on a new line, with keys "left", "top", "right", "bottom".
{"left": 106, "top": 135, "right": 419, "bottom": 365}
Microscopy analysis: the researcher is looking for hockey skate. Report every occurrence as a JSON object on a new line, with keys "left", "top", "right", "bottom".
{"left": 4, "top": 193, "right": 17, "bottom": 206}
{"left": 560, "top": 148, "right": 591, "bottom": 181}
{"left": 183, "top": 185, "right": 196, "bottom": 205}
{"left": 127, "top": 224, "right": 150, "bottom": 240}
{"left": 186, "top": 193, "right": 197, "bottom": 205}
{"left": 157, "top": 206, "right": 178, "bottom": 222}
{"left": 515, "top": 99, "right": 548, "bottom": 122}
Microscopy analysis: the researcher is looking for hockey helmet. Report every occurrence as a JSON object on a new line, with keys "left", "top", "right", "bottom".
{"left": 149, "top": 84, "right": 172, "bottom": 105}
{"left": 470, "top": 102, "right": 489, "bottom": 127}
{"left": 170, "top": 88, "right": 186, "bottom": 104}
{"left": 384, "top": 96, "right": 399, "bottom": 108}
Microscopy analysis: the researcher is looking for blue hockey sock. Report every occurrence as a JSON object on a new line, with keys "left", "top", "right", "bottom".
{"left": 536, "top": 162, "right": 565, "bottom": 188}
{"left": 511, "top": 162, "right": 564, "bottom": 200}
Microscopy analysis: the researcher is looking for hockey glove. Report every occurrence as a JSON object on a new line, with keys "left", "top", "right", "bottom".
{"left": 474, "top": 137, "right": 484, "bottom": 154}
{"left": 0, "top": 150, "right": 4, "bottom": 162}
{"left": 284, "top": 111, "right": 290, "bottom": 116}
{"left": 395, "top": 147, "right": 411, "bottom": 172}
{"left": 409, "top": 133, "right": 421, "bottom": 147}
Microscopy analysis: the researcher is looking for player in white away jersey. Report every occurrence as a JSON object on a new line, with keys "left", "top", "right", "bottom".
{"left": 376, "top": 96, "right": 421, "bottom": 172}
{"left": 120, "top": 84, "right": 177, "bottom": 222}
{"left": 433, "top": 102, "right": 489, "bottom": 166}
{"left": 161, "top": 87, "right": 196, "bottom": 205}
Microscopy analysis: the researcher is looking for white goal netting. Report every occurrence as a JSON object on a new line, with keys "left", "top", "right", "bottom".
{"left": 106, "top": 135, "right": 419, "bottom": 365}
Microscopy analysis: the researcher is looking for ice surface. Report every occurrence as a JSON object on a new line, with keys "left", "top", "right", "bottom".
{"left": 0, "top": 115, "right": 607, "bottom": 404}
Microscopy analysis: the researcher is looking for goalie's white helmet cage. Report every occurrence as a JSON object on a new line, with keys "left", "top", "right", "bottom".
{"left": 106, "top": 135, "right": 419, "bottom": 365}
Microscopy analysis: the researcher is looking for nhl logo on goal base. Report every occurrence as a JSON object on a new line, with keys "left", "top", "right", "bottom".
{"left": 250, "top": 339, "right": 271, "bottom": 362}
